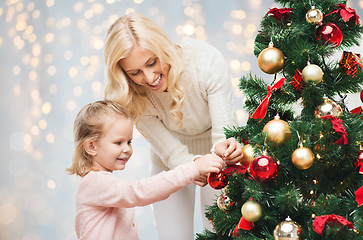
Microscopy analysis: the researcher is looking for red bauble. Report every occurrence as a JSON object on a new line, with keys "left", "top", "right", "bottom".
{"left": 208, "top": 171, "right": 228, "bottom": 189}
{"left": 249, "top": 155, "right": 278, "bottom": 181}
{"left": 316, "top": 22, "right": 343, "bottom": 48}
{"left": 360, "top": 89, "right": 363, "bottom": 103}
{"left": 354, "top": 151, "right": 363, "bottom": 174}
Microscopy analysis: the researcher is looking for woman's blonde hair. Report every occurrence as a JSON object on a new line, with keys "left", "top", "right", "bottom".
{"left": 65, "top": 100, "right": 129, "bottom": 177}
{"left": 104, "top": 12, "right": 185, "bottom": 125}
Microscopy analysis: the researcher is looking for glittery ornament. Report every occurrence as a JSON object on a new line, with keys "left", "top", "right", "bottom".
{"left": 274, "top": 217, "right": 302, "bottom": 240}
{"left": 249, "top": 154, "right": 278, "bottom": 181}
{"left": 217, "top": 193, "right": 234, "bottom": 212}
{"left": 316, "top": 22, "right": 343, "bottom": 48}
{"left": 315, "top": 97, "right": 343, "bottom": 118}
{"left": 208, "top": 171, "right": 228, "bottom": 189}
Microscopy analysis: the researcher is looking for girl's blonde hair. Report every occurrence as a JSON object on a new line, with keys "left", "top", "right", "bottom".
{"left": 65, "top": 100, "right": 129, "bottom": 177}
{"left": 104, "top": 12, "right": 185, "bottom": 125}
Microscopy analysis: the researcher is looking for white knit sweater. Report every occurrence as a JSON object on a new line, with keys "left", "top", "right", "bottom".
{"left": 137, "top": 39, "right": 237, "bottom": 170}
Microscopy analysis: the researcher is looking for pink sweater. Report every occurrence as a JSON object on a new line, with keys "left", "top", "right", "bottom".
{"left": 75, "top": 161, "right": 200, "bottom": 240}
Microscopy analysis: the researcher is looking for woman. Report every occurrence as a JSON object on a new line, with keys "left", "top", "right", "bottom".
{"left": 104, "top": 12, "right": 242, "bottom": 240}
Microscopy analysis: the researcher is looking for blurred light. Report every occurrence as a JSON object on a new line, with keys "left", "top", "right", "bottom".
{"left": 47, "top": 179, "right": 57, "bottom": 189}
{"left": 30, "top": 57, "right": 39, "bottom": 67}
{"left": 45, "top": 33, "right": 54, "bottom": 43}
{"left": 230, "top": 59, "right": 240, "bottom": 71}
{"left": 27, "top": 2, "right": 35, "bottom": 11}
{"left": 80, "top": 56, "right": 90, "bottom": 66}
{"left": 12, "top": 65, "right": 21, "bottom": 75}
{"left": 49, "top": 84, "right": 58, "bottom": 94}
{"left": 31, "top": 125, "right": 40, "bottom": 135}
{"left": 241, "top": 61, "right": 251, "bottom": 71}
{"left": 0, "top": 37, "right": 3, "bottom": 46}
{"left": 47, "top": 65, "right": 56, "bottom": 76}
{"left": 73, "top": 86, "right": 83, "bottom": 96}
{"left": 84, "top": 9, "right": 94, "bottom": 19}
{"left": 125, "top": 8, "right": 136, "bottom": 15}
{"left": 32, "top": 43, "right": 41, "bottom": 56}
{"left": 44, "top": 54, "right": 53, "bottom": 64}
{"left": 42, "top": 102, "right": 52, "bottom": 114}
{"left": 92, "top": 3, "right": 104, "bottom": 14}
{"left": 46, "top": 17, "right": 55, "bottom": 27}
{"left": 134, "top": 0, "right": 144, "bottom": 4}
{"left": 183, "top": 23, "right": 195, "bottom": 35}
{"left": 13, "top": 84, "right": 21, "bottom": 96}
{"left": 16, "top": 21, "right": 27, "bottom": 31}
{"left": 92, "top": 81, "right": 103, "bottom": 92}
{"left": 231, "top": 24, "right": 243, "bottom": 35}
{"left": 231, "top": 10, "right": 246, "bottom": 20}
{"left": 64, "top": 50, "right": 73, "bottom": 60}
{"left": 32, "top": 10, "right": 40, "bottom": 19}
{"left": 67, "top": 100, "right": 77, "bottom": 111}
{"left": 106, "top": 0, "right": 116, "bottom": 4}
{"left": 29, "top": 70, "right": 38, "bottom": 81}
{"left": 91, "top": 37, "right": 104, "bottom": 50}
{"left": 0, "top": 204, "right": 17, "bottom": 225}
{"left": 184, "top": 7, "right": 194, "bottom": 16}
{"left": 39, "top": 119, "right": 47, "bottom": 130}
{"left": 46, "top": 133, "right": 55, "bottom": 143}
{"left": 236, "top": 109, "right": 247, "bottom": 123}
{"left": 47, "top": 0, "right": 55, "bottom": 7}
{"left": 68, "top": 67, "right": 78, "bottom": 78}
{"left": 74, "top": 2, "right": 84, "bottom": 12}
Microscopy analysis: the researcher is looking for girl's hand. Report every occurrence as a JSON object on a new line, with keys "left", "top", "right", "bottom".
{"left": 194, "top": 154, "right": 224, "bottom": 184}
{"left": 214, "top": 137, "right": 243, "bottom": 165}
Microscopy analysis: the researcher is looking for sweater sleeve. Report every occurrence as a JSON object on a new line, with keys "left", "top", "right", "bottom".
{"left": 201, "top": 41, "right": 237, "bottom": 144}
{"left": 77, "top": 161, "right": 200, "bottom": 208}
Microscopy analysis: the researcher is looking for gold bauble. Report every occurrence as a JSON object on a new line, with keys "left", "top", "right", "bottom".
{"left": 257, "top": 43, "right": 285, "bottom": 74}
{"left": 273, "top": 217, "right": 302, "bottom": 240}
{"left": 305, "top": 7, "right": 323, "bottom": 25}
{"left": 302, "top": 63, "right": 324, "bottom": 84}
{"left": 263, "top": 115, "right": 291, "bottom": 146}
{"left": 315, "top": 97, "right": 343, "bottom": 118}
{"left": 292, "top": 146, "right": 315, "bottom": 170}
{"left": 240, "top": 144, "right": 255, "bottom": 165}
{"left": 241, "top": 201, "right": 262, "bottom": 222}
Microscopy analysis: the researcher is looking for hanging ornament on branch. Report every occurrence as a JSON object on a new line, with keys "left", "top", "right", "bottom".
{"left": 302, "top": 62, "right": 324, "bottom": 84}
{"left": 273, "top": 216, "right": 302, "bottom": 240}
{"left": 354, "top": 147, "right": 363, "bottom": 174}
{"left": 217, "top": 192, "right": 235, "bottom": 212}
{"left": 290, "top": 69, "right": 303, "bottom": 91}
{"left": 208, "top": 171, "right": 228, "bottom": 189}
{"left": 263, "top": 114, "right": 291, "bottom": 146}
{"left": 249, "top": 153, "right": 278, "bottom": 181}
{"left": 316, "top": 22, "right": 343, "bottom": 48}
{"left": 292, "top": 144, "right": 315, "bottom": 170}
{"left": 240, "top": 144, "right": 255, "bottom": 166}
{"left": 257, "top": 41, "right": 285, "bottom": 74}
{"left": 315, "top": 97, "right": 343, "bottom": 118}
{"left": 241, "top": 200, "right": 262, "bottom": 222}
{"left": 306, "top": 6, "right": 323, "bottom": 25}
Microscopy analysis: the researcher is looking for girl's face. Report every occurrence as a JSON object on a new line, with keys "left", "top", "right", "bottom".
{"left": 119, "top": 45, "right": 170, "bottom": 92}
{"left": 90, "top": 115, "right": 133, "bottom": 172}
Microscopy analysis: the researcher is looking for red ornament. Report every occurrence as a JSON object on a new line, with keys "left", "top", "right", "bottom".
{"left": 339, "top": 51, "right": 363, "bottom": 77}
{"left": 361, "top": 89, "right": 363, "bottom": 103}
{"left": 327, "top": 3, "right": 360, "bottom": 25}
{"left": 224, "top": 165, "right": 248, "bottom": 176}
{"left": 249, "top": 155, "right": 278, "bottom": 182}
{"left": 266, "top": 7, "right": 293, "bottom": 21}
{"left": 313, "top": 214, "right": 354, "bottom": 236}
{"left": 208, "top": 171, "right": 228, "bottom": 189}
{"left": 290, "top": 69, "right": 303, "bottom": 91}
{"left": 316, "top": 23, "right": 343, "bottom": 48}
{"left": 354, "top": 151, "right": 363, "bottom": 174}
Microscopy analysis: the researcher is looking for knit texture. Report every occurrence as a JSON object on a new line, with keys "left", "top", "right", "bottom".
{"left": 137, "top": 39, "right": 237, "bottom": 170}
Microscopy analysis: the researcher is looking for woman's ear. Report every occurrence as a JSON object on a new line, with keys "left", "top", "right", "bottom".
{"left": 84, "top": 140, "right": 97, "bottom": 156}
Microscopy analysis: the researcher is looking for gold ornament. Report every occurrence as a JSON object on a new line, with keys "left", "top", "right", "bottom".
{"left": 263, "top": 115, "right": 291, "bottom": 146}
{"left": 306, "top": 6, "right": 323, "bottom": 25}
{"left": 292, "top": 146, "right": 315, "bottom": 170}
{"left": 302, "top": 62, "right": 324, "bottom": 84}
{"left": 257, "top": 42, "right": 285, "bottom": 74}
{"left": 315, "top": 97, "right": 343, "bottom": 118}
{"left": 274, "top": 217, "right": 302, "bottom": 240}
{"left": 217, "top": 193, "right": 234, "bottom": 212}
{"left": 241, "top": 201, "right": 262, "bottom": 222}
{"left": 240, "top": 144, "right": 255, "bottom": 165}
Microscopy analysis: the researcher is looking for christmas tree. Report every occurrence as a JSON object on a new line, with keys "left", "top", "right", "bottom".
{"left": 197, "top": 1, "right": 363, "bottom": 239}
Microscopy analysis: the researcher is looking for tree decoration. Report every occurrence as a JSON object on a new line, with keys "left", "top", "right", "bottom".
{"left": 361, "top": 89, "right": 363, "bottom": 103}
{"left": 354, "top": 149, "right": 363, "bottom": 174}
{"left": 327, "top": 3, "right": 360, "bottom": 25}
{"left": 263, "top": 114, "right": 291, "bottom": 146}
{"left": 273, "top": 216, "right": 302, "bottom": 240}
{"left": 217, "top": 192, "right": 234, "bottom": 212}
{"left": 224, "top": 164, "right": 247, "bottom": 176}
{"left": 315, "top": 97, "right": 343, "bottom": 118}
{"left": 312, "top": 214, "right": 355, "bottom": 236}
{"left": 208, "top": 171, "right": 228, "bottom": 189}
{"left": 249, "top": 154, "right": 278, "bottom": 181}
{"left": 240, "top": 144, "right": 255, "bottom": 166}
{"left": 316, "top": 22, "right": 343, "bottom": 48}
{"left": 251, "top": 78, "right": 285, "bottom": 122}
{"left": 306, "top": 6, "right": 323, "bottom": 25}
{"left": 350, "top": 106, "right": 363, "bottom": 116}
{"left": 266, "top": 7, "right": 293, "bottom": 21}
{"left": 241, "top": 200, "right": 262, "bottom": 222}
{"left": 339, "top": 51, "right": 363, "bottom": 77}
{"left": 257, "top": 42, "right": 285, "bottom": 74}
{"left": 290, "top": 69, "right": 302, "bottom": 91}
{"left": 302, "top": 62, "right": 324, "bottom": 84}
{"left": 355, "top": 186, "right": 363, "bottom": 207}
{"left": 321, "top": 115, "right": 348, "bottom": 145}
{"left": 292, "top": 145, "right": 315, "bottom": 170}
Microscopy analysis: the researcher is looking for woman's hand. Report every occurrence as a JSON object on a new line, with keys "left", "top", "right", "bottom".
{"left": 214, "top": 137, "right": 243, "bottom": 165}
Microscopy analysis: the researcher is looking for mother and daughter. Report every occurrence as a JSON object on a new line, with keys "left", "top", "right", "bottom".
{"left": 67, "top": 12, "right": 242, "bottom": 240}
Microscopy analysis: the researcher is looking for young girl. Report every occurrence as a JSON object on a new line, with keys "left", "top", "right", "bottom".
{"left": 66, "top": 100, "right": 224, "bottom": 240}
{"left": 104, "top": 12, "right": 243, "bottom": 239}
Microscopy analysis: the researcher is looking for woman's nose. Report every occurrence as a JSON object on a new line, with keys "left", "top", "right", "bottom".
{"left": 143, "top": 69, "right": 154, "bottom": 83}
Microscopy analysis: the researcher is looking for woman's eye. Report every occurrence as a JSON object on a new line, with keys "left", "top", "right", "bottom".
{"left": 148, "top": 58, "right": 157, "bottom": 66}
{"left": 131, "top": 71, "right": 140, "bottom": 76}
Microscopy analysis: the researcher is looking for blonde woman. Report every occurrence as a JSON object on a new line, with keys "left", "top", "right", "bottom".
{"left": 104, "top": 12, "right": 242, "bottom": 240}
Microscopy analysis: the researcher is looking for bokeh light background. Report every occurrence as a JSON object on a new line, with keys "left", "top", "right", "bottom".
{"left": 1, "top": 0, "right": 362, "bottom": 239}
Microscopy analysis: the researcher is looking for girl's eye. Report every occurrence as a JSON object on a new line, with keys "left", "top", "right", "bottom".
{"left": 131, "top": 70, "right": 140, "bottom": 76}
{"left": 115, "top": 142, "right": 122, "bottom": 145}
{"left": 128, "top": 140, "right": 132, "bottom": 145}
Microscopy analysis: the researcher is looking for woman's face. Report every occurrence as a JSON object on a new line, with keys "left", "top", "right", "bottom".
{"left": 119, "top": 45, "right": 170, "bottom": 92}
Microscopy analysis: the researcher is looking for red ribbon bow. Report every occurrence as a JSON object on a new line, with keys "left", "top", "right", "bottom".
{"left": 355, "top": 185, "right": 363, "bottom": 207}
{"left": 313, "top": 214, "right": 354, "bottom": 236}
{"left": 232, "top": 217, "right": 254, "bottom": 236}
{"left": 321, "top": 115, "right": 348, "bottom": 145}
{"left": 266, "top": 8, "right": 293, "bottom": 21}
{"left": 350, "top": 106, "right": 363, "bottom": 115}
{"left": 251, "top": 78, "right": 285, "bottom": 122}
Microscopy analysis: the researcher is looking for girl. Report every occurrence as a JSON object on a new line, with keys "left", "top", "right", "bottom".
{"left": 66, "top": 100, "right": 224, "bottom": 240}
{"left": 104, "top": 12, "right": 243, "bottom": 239}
